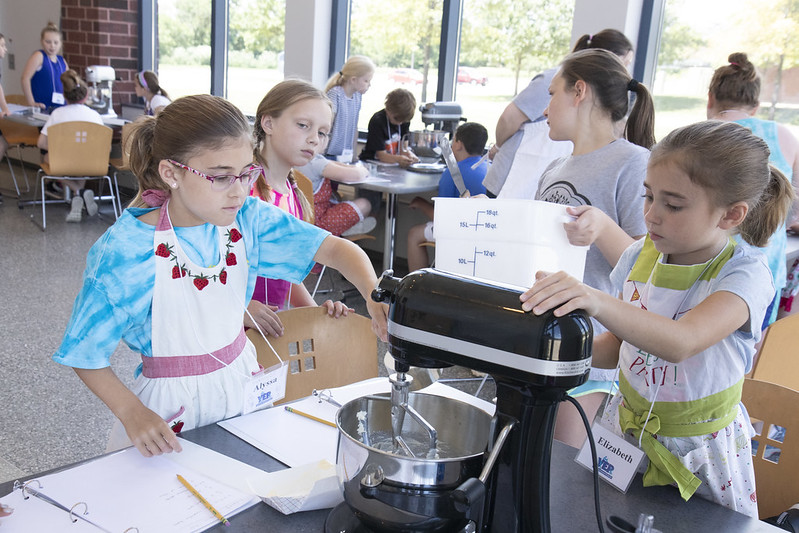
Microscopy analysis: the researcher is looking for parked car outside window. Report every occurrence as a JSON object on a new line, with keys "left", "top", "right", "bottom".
{"left": 388, "top": 68, "right": 424, "bottom": 85}
{"left": 457, "top": 66, "right": 487, "bottom": 86}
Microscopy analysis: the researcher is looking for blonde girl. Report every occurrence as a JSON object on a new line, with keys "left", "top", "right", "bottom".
{"left": 246, "top": 80, "right": 354, "bottom": 335}
{"left": 522, "top": 120, "right": 794, "bottom": 516}
{"left": 134, "top": 70, "right": 171, "bottom": 116}
{"left": 324, "top": 55, "right": 375, "bottom": 162}
{"left": 53, "top": 94, "right": 387, "bottom": 457}
{"left": 21, "top": 22, "right": 68, "bottom": 110}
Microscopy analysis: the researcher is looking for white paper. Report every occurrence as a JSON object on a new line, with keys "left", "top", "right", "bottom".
{"left": 346, "top": 174, "right": 391, "bottom": 185}
{"left": 218, "top": 377, "right": 391, "bottom": 467}
{"left": 0, "top": 445, "right": 260, "bottom": 533}
{"left": 433, "top": 198, "right": 588, "bottom": 286}
{"left": 417, "top": 380, "right": 497, "bottom": 416}
{"left": 247, "top": 459, "right": 343, "bottom": 514}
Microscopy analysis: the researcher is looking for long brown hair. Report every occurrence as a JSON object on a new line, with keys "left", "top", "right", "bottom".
{"left": 136, "top": 70, "right": 170, "bottom": 99}
{"left": 252, "top": 79, "right": 330, "bottom": 222}
{"left": 128, "top": 94, "right": 251, "bottom": 208}
{"left": 559, "top": 48, "right": 656, "bottom": 149}
{"left": 650, "top": 120, "right": 794, "bottom": 247}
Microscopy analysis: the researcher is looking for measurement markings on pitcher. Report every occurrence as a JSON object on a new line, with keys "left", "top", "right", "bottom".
{"left": 458, "top": 209, "right": 499, "bottom": 231}
{"left": 458, "top": 247, "right": 497, "bottom": 276}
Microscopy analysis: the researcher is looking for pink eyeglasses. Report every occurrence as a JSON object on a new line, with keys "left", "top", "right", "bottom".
{"left": 167, "top": 159, "right": 262, "bottom": 191}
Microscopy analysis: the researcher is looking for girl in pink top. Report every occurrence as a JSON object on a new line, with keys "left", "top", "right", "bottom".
{"left": 246, "top": 80, "right": 352, "bottom": 336}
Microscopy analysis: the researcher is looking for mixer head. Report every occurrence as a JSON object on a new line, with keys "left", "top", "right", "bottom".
{"left": 372, "top": 269, "right": 592, "bottom": 388}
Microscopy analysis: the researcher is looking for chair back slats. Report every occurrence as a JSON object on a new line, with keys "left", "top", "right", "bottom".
{"left": 742, "top": 378, "right": 799, "bottom": 518}
{"left": 246, "top": 306, "right": 377, "bottom": 405}
{"left": 46, "top": 121, "right": 112, "bottom": 177}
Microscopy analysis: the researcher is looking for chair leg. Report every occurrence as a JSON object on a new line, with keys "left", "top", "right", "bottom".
{"left": 41, "top": 175, "right": 47, "bottom": 230}
{"left": 112, "top": 171, "right": 123, "bottom": 216}
{"left": 6, "top": 156, "right": 21, "bottom": 198}
{"left": 311, "top": 265, "right": 327, "bottom": 299}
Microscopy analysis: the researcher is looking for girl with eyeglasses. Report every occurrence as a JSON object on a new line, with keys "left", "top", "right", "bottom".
{"left": 52, "top": 94, "right": 388, "bottom": 457}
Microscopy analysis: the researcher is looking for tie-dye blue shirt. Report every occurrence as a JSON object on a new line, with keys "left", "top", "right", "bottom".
{"left": 53, "top": 196, "right": 329, "bottom": 369}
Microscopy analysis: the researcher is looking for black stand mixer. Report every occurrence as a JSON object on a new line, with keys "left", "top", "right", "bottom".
{"left": 326, "top": 269, "right": 592, "bottom": 533}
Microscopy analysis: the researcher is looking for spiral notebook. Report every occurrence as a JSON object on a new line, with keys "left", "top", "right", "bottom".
{"left": 0, "top": 439, "right": 260, "bottom": 533}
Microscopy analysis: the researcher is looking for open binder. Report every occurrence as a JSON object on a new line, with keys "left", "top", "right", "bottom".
{"left": 0, "top": 442, "right": 260, "bottom": 532}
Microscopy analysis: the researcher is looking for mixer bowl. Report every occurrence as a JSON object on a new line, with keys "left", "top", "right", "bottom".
{"left": 335, "top": 392, "right": 492, "bottom": 532}
{"left": 404, "top": 130, "right": 448, "bottom": 160}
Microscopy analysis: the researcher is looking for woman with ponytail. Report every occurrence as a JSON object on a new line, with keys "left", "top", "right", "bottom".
{"left": 707, "top": 52, "right": 799, "bottom": 325}
{"left": 134, "top": 70, "right": 171, "bottom": 116}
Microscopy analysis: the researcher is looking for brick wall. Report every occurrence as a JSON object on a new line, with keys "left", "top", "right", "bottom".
{"left": 60, "top": 0, "right": 139, "bottom": 112}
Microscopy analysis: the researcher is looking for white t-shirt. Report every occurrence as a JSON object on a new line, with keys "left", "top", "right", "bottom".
{"left": 40, "top": 103, "right": 104, "bottom": 136}
{"left": 147, "top": 94, "right": 171, "bottom": 115}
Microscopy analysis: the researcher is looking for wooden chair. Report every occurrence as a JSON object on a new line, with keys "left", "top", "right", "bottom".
{"left": 34, "top": 121, "right": 117, "bottom": 229}
{"left": 741, "top": 378, "right": 799, "bottom": 518}
{"left": 751, "top": 312, "right": 799, "bottom": 392}
{"left": 109, "top": 121, "right": 134, "bottom": 211}
{"left": 246, "top": 306, "right": 378, "bottom": 405}
{"left": 0, "top": 95, "right": 39, "bottom": 197}
{"left": 292, "top": 170, "right": 376, "bottom": 298}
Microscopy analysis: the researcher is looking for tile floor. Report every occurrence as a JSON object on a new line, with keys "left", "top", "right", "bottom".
{"left": 0, "top": 163, "right": 494, "bottom": 486}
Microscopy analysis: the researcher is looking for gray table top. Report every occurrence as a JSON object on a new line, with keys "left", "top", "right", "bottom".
{"left": 0, "top": 421, "right": 779, "bottom": 532}
{"left": 354, "top": 163, "right": 441, "bottom": 195}
{"left": 178, "top": 423, "right": 777, "bottom": 532}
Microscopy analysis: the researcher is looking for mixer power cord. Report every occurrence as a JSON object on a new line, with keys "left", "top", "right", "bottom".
{"left": 564, "top": 395, "right": 606, "bottom": 533}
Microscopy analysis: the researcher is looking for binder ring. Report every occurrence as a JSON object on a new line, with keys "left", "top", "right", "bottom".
{"left": 17, "top": 479, "right": 42, "bottom": 499}
{"left": 69, "top": 501, "right": 88, "bottom": 523}
{"left": 123, "top": 528, "right": 140, "bottom": 532}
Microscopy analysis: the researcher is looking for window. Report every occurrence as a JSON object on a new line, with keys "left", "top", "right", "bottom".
{"left": 227, "top": 0, "right": 286, "bottom": 115}
{"left": 349, "top": 0, "right": 445, "bottom": 132}
{"left": 157, "top": 0, "right": 212, "bottom": 99}
{"left": 155, "top": 0, "right": 285, "bottom": 115}
{"left": 652, "top": 0, "right": 799, "bottom": 140}
{"left": 457, "top": 0, "right": 575, "bottom": 144}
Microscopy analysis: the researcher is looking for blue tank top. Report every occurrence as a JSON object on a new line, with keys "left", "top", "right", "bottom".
{"left": 31, "top": 50, "right": 67, "bottom": 110}
{"left": 734, "top": 117, "right": 791, "bottom": 318}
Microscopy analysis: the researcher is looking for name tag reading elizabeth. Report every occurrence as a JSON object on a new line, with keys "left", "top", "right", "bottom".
{"left": 575, "top": 422, "right": 645, "bottom": 493}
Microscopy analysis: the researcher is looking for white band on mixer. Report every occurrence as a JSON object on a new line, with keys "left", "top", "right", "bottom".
{"left": 388, "top": 321, "right": 592, "bottom": 377}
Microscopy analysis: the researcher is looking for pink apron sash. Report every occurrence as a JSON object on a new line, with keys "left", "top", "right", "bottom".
{"left": 141, "top": 327, "right": 247, "bottom": 378}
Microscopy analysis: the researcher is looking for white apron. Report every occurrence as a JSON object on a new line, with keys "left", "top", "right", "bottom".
{"left": 498, "top": 120, "right": 572, "bottom": 199}
{"left": 107, "top": 201, "right": 261, "bottom": 450}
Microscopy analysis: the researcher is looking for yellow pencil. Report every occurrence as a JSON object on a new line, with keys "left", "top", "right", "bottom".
{"left": 284, "top": 406, "right": 337, "bottom": 428}
{"left": 176, "top": 474, "right": 231, "bottom": 526}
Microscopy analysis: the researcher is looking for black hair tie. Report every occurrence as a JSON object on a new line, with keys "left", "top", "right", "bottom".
{"left": 627, "top": 78, "right": 639, "bottom": 92}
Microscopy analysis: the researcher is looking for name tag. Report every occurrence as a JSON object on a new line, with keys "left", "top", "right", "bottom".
{"left": 575, "top": 422, "right": 645, "bottom": 493}
{"left": 242, "top": 360, "right": 288, "bottom": 415}
{"left": 51, "top": 92, "right": 65, "bottom": 105}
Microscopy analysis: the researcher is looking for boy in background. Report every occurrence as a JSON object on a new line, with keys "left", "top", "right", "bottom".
{"left": 406, "top": 122, "right": 489, "bottom": 271}
{"left": 360, "top": 88, "right": 419, "bottom": 167}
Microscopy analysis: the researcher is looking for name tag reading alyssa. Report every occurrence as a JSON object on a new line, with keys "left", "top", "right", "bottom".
{"left": 52, "top": 92, "right": 65, "bottom": 105}
{"left": 575, "top": 422, "right": 645, "bottom": 493}
{"left": 242, "top": 360, "right": 288, "bottom": 415}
